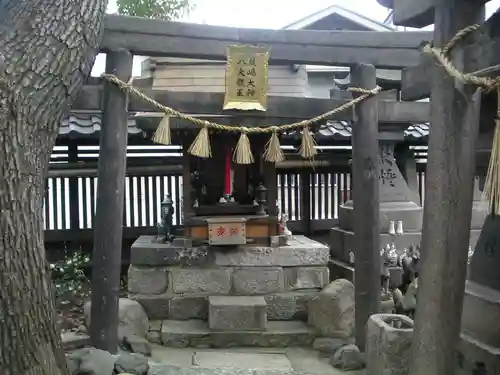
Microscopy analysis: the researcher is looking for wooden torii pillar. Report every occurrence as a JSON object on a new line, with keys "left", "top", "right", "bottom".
{"left": 351, "top": 64, "right": 381, "bottom": 350}
{"left": 90, "top": 49, "right": 133, "bottom": 353}
{"left": 402, "top": 1, "right": 485, "bottom": 375}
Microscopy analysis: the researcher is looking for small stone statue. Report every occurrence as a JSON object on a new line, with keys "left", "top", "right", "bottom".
{"left": 190, "top": 171, "right": 205, "bottom": 207}
{"left": 400, "top": 244, "right": 420, "bottom": 286}
{"left": 157, "top": 194, "right": 175, "bottom": 243}
{"left": 279, "top": 213, "right": 292, "bottom": 238}
{"left": 380, "top": 244, "right": 398, "bottom": 293}
{"left": 393, "top": 277, "right": 418, "bottom": 318}
{"left": 467, "top": 245, "right": 475, "bottom": 264}
{"left": 348, "top": 250, "right": 355, "bottom": 265}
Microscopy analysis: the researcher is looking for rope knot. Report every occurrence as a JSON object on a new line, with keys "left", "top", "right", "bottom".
{"left": 422, "top": 43, "right": 433, "bottom": 54}
{"left": 240, "top": 126, "right": 250, "bottom": 133}
{"left": 270, "top": 126, "right": 279, "bottom": 133}
{"left": 348, "top": 86, "right": 381, "bottom": 96}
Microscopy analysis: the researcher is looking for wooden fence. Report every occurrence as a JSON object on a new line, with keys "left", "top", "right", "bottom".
{"left": 44, "top": 149, "right": 427, "bottom": 243}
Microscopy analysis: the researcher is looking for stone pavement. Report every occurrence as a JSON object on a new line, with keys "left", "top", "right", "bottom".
{"left": 148, "top": 344, "right": 365, "bottom": 375}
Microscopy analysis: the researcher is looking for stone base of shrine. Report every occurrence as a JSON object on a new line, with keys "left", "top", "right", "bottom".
{"left": 457, "top": 333, "right": 500, "bottom": 375}
{"left": 328, "top": 259, "right": 402, "bottom": 289}
{"left": 129, "top": 235, "right": 329, "bottom": 348}
{"left": 329, "top": 228, "right": 483, "bottom": 264}
{"left": 456, "top": 281, "right": 500, "bottom": 374}
{"left": 146, "top": 320, "right": 314, "bottom": 348}
{"left": 329, "top": 227, "right": 422, "bottom": 263}
{"left": 338, "top": 201, "right": 423, "bottom": 233}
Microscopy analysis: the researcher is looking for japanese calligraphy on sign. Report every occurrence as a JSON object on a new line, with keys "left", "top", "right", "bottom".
{"left": 379, "top": 144, "right": 397, "bottom": 187}
{"left": 208, "top": 220, "right": 246, "bottom": 245}
{"left": 223, "top": 45, "right": 270, "bottom": 111}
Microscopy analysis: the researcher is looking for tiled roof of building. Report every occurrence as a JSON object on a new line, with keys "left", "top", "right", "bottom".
{"left": 318, "top": 121, "right": 429, "bottom": 141}
{"left": 60, "top": 112, "right": 142, "bottom": 137}
{"left": 59, "top": 113, "right": 429, "bottom": 141}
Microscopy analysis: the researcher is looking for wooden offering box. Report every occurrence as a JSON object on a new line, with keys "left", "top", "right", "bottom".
{"left": 185, "top": 215, "right": 278, "bottom": 246}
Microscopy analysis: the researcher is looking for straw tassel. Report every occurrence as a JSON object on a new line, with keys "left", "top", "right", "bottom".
{"left": 264, "top": 128, "right": 285, "bottom": 163}
{"left": 233, "top": 129, "right": 254, "bottom": 164}
{"left": 188, "top": 124, "right": 212, "bottom": 158}
{"left": 483, "top": 89, "right": 500, "bottom": 215}
{"left": 152, "top": 114, "right": 172, "bottom": 145}
{"left": 299, "top": 125, "right": 317, "bottom": 159}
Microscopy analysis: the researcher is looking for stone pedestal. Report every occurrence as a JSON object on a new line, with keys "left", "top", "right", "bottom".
{"left": 366, "top": 314, "right": 413, "bottom": 375}
{"left": 329, "top": 145, "right": 486, "bottom": 284}
{"left": 329, "top": 142, "right": 422, "bottom": 285}
{"left": 129, "top": 235, "right": 328, "bottom": 348}
{"left": 458, "top": 215, "right": 500, "bottom": 374}
{"left": 470, "top": 176, "right": 488, "bottom": 250}
{"left": 330, "top": 143, "right": 423, "bottom": 264}
{"left": 208, "top": 296, "right": 267, "bottom": 331}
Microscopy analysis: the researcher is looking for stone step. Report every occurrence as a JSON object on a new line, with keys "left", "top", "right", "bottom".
{"left": 133, "top": 290, "right": 319, "bottom": 322}
{"left": 159, "top": 319, "right": 314, "bottom": 348}
{"left": 209, "top": 296, "right": 267, "bottom": 331}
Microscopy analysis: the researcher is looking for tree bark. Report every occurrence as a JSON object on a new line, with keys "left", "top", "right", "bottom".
{"left": 0, "top": 1, "right": 106, "bottom": 374}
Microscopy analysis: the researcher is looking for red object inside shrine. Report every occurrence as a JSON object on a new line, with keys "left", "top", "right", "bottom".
{"left": 224, "top": 147, "right": 231, "bottom": 196}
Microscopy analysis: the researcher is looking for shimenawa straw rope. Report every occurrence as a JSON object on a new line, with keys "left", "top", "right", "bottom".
{"left": 101, "top": 73, "right": 381, "bottom": 163}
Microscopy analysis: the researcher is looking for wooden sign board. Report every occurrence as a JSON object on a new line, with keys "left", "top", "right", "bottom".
{"left": 207, "top": 217, "right": 247, "bottom": 245}
{"left": 223, "top": 45, "right": 270, "bottom": 111}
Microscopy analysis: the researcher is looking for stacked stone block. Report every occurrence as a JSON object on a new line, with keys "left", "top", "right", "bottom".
{"left": 128, "top": 235, "right": 330, "bottom": 347}
{"left": 129, "top": 235, "right": 329, "bottom": 321}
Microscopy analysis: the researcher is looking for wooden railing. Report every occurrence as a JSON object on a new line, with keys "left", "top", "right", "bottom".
{"left": 43, "top": 164, "right": 427, "bottom": 242}
{"left": 43, "top": 143, "right": 428, "bottom": 242}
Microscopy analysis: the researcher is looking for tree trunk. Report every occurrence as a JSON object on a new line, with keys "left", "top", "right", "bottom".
{"left": 0, "top": 1, "right": 106, "bottom": 374}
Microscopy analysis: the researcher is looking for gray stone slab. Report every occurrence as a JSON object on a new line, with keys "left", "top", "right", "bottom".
{"left": 286, "top": 347, "right": 347, "bottom": 375}
{"left": 457, "top": 332, "right": 500, "bottom": 375}
{"left": 170, "top": 268, "right": 232, "bottom": 295}
{"left": 284, "top": 267, "right": 329, "bottom": 290}
{"left": 158, "top": 320, "right": 314, "bottom": 348}
{"left": 265, "top": 291, "right": 318, "bottom": 321}
{"left": 215, "top": 236, "right": 329, "bottom": 267}
{"left": 148, "top": 363, "right": 294, "bottom": 375}
{"left": 232, "top": 267, "right": 284, "bottom": 295}
{"left": 469, "top": 215, "right": 500, "bottom": 291}
{"left": 192, "top": 352, "right": 293, "bottom": 370}
{"left": 130, "top": 294, "right": 208, "bottom": 321}
{"left": 131, "top": 236, "right": 211, "bottom": 266}
{"left": 150, "top": 346, "right": 195, "bottom": 367}
{"left": 208, "top": 296, "right": 267, "bottom": 331}
{"left": 169, "top": 296, "right": 208, "bottom": 320}
{"left": 210, "top": 321, "right": 314, "bottom": 348}
{"left": 161, "top": 320, "right": 211, "bottom": 348}
{"left": 461, "top": 281, "right": 500, "bottom": 348}
{"left": 128, "top": 266, "right": 168, "bottom": 294}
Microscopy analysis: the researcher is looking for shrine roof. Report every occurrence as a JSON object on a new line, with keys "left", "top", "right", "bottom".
{"left": 59, "top": 112, "right": 142, "bottom": 137}
{"left": 58, "top": 112, "right": 429, "bottom": 141}
{"left": 319, "top": 120, "right": 429, "bottom": 141}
